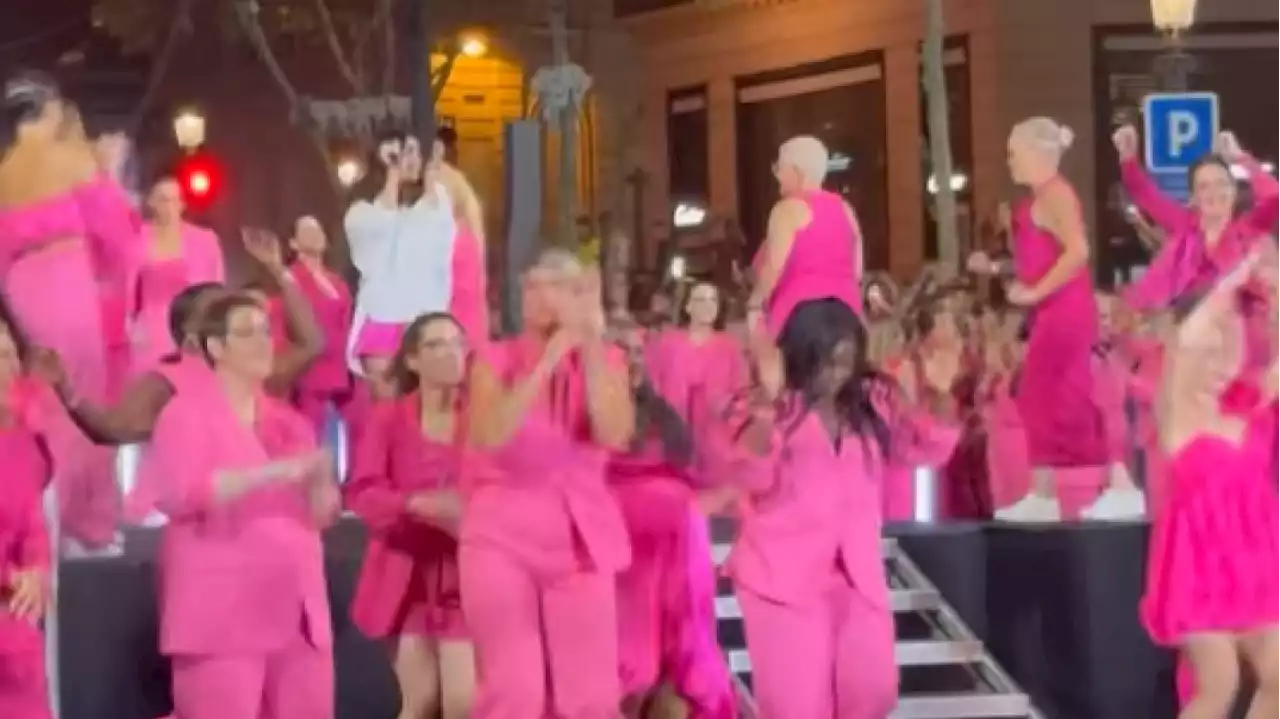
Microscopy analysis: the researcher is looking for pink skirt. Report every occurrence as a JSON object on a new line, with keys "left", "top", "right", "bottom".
{"left": 1140, "top": 436, "right": 1279, "bottom": 645}
{"left": 352, "top": 319, "right": 406, "bottom": 359}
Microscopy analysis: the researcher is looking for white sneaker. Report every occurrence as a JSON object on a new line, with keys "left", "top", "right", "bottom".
{"left": 1081, "top": 486, "right": 1146, "bottom": 521}
{"left": 994, "top": 493, "right": 1062, "bottom": 523}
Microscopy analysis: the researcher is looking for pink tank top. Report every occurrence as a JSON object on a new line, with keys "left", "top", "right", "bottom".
{"left": 760, "top": 190, "right": 863, "bottom": 335}
{"left": 1010, "top": 196, "right": 1094, "bottom": 317}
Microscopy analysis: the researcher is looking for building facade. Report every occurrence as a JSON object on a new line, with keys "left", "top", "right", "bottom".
{"left": 617, "top": 0, "right": 1278, "bottom": 278}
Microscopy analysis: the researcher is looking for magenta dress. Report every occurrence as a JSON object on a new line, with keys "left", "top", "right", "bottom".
{"left": 754, "top": 189, "right": 863, "bottom": 336}
{"left": 608, "top": 443, "right": 734, "bottom": 718}
{"left": 287, "top": 263, "right": 356, "bottom": 437}
{"left": 1010, "top": 194, "right": 1106, "bottom": 467}
{"left": 0, "top": 175, "right": 142, "bottom": 549}
{"left": 1140, "top": 386, "right": 1279, "bottom": 646}
{"left": 1120, "top": 156, "right": 1277, "bottom": 370}
{"left": 0, "top": 381, "right": 54, "bottom": 719}
{"left": 346, "top": 394, "right": 466, "bottom": 639}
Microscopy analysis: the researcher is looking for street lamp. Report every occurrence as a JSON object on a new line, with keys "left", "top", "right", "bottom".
{"left": 335, "top": 158, "right": 364, "bottom": 188}
{"left": 172, "top": 109, "right": 206, "bottom": 151}
{"left": 1150, "top": 0, "right": 1197, "bottom": 90}
{"left": 926, "top": 171, "right": 969, "bottom": 195}
{"left": 459, "top": 32, "right": 488, "bottom": 59}
{"left": 1150, "top": 0, "right": 1197, "bottom": 39}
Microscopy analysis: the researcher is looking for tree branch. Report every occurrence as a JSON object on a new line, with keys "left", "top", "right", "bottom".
{"left": 234, "top": 0, "right": 301, "bottom": 114}
{"left": 313, "top": 0, "right": 362, "bottom": 92}
{"left": 129, "top": 0, "right": 193, "bottom": 132}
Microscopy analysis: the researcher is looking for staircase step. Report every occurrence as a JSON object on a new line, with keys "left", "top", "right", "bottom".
{"left": 715, "top": 588, "right": 942, "bottom": 621}
{"left": 895, "top": 640, "right": 985, "bottom": 666}
{"left": 891, "top": 692, "right": 1031, "bottom": 718}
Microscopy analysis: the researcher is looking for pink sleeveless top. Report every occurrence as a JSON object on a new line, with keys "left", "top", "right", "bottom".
{"left": 1011, "top": 195, "right": 1095, "bottom": 322}
{"left": 758, "top": 189, "right": 863, "bottom": 335}
{"left": 289, "top": 263, "right": 353, "bottom": 395}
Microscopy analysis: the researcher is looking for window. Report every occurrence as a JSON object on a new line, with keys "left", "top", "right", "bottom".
{"left": 667, "top": 87, "right": 711, "bottom": 207}
{"left": 735, "top": 53, "right": 890, "bottom": 269}
{"left": 919, "top": 37, "right": 974, "bottom": 261}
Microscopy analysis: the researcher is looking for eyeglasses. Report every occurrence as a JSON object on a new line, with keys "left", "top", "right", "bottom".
{"left": 419, "top": 337, "right": 467, "bottom": 353}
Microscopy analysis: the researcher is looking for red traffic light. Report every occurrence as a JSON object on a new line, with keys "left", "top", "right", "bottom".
{"left": 176, "top": 153, "right": 221, "bottom": 206}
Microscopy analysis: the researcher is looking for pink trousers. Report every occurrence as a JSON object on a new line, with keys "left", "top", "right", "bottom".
{"left": 738, "top": 576, "right": 898, "bottom": 719}
{"left": 169, "top": 634, "right": 333, "bottom": 719}
{"left": 459, "top": 544, "right": 621, "bottom": 719}
{"left": 0, "top": 651, "right": 50, "bottom": 719}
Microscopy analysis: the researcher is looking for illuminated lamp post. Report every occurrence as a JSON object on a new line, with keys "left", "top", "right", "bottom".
{"left": 1150, "top": 0, "right": 1197, "bottom": 90}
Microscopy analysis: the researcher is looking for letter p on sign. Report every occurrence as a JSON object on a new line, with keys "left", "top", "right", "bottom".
{"left": 1142, "top": 92, "right": 1219, "bottom": 173}
{"left": 1167, "top": 111, "right": 1199, "bottom": 159}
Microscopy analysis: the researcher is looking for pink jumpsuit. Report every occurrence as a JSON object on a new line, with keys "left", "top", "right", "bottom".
{"left": 0, "top": 380, "right": 54, "bottom": 719}
{"left": 0, "top": 176, "right": 141, "bottom": 549}
{"left": 460, "top": 337, "right": 631, "bottom": 719}
{"left": 706, "top": 393, "right": 959, "bottom": 718}
{"left": 130, "top": 222, "right": 224, "bottom": 374}
{"left": 755, "top": 189, "right": 864, "bottom": 336}
{"left": 1010, "top": 191, "right": 1106, "bottom": 468}
{"left": 147, "top": 383, "right": 334, "bottom": 719}
{"left": 608, "top": 444, "right": 734, "bottom": 717}
{"left": 346, "top": 394, "right": 466, "bottom": 639}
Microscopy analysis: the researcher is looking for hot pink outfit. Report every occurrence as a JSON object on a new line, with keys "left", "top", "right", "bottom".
{"left": 449, "top": 227, "right": 489, "bottom": 349}
{"left": 755, "top": 190, "right": 863, "bottom": 336}
{"left": 460, "top": 337, "right": 630, "bottom": 718}
{"left": 879, "top": 355, "right": 967, "bottom": 521}
{"left": 286, "top": 262, "right": 357, "bottom": 437}
{"left": 1140, "top": 385, "right": 1279, "bottom": 646}
{"left": 346, "top": 393, "right": 466, "bottom": 639}
{"left": 608, "top": 442, "right": 734, "bottom": 717}
{"left": 147, "top": 380, "right": 333, "bottom": 719}
{"left": 1120, "top": 157, "right": 1277, "bottom": 355}
{"left": 0, "top": 175, "right": 142, "bottom": 549}
{"left": 1010, "top": 190, "right": 1106, "bottom": 468}
{"left": 130, "top": 222, "right": 224, "bottom": 373}
{"left": 0, "top": 380, "right": 55, "bottom": 719}
{"left": 705, "top": 390, "right": 959, "bottom": 719}
{"left": 982, "top": 373, "right": 1031, "bottom": 511}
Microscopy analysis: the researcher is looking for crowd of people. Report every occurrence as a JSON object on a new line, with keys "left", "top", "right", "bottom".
{"left": 0, "top": 66, "right": 1277, "bottom": 719}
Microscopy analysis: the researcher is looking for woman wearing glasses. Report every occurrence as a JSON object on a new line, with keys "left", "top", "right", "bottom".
{"left": 146, "top": 293, "right": 339, "bottom": 719}
{"left": 346, "top": 312, "right": 474, "bottom": 719}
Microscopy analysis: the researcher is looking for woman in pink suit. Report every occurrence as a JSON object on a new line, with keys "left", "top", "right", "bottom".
{"left": 463, "top": 248, "right": 634, "bottom": 719}
{"left": 0, "top": 72, "right": 142, "bottom": 552}
{"left": 286, "top": 216, "right": 356, "bottom": 438}
{"left": 146, "top": 292, "right": 340, "bottom": 719}
{"left": 1114, "top": 126, "right": 1277, "bottom": 336}
{"left": 611, "top": 331, "right": 734, "bottom": 719}
{"left": 346, "top": 312, "right": 474, "bottom": 719}
{"left": 970, "top": 117, "right": 1106, "bottom": 523}
{"left": 748, "top": 135, "right": 864, "bottom": 335}
{"left": 130, "top": 176, "right": 225, "bottom": 373}
{"left": 1141, "top": 250, "right": 1278, "bottom": 719}
{"left": 0, "top": 319, "right": 54, "bottom": 719}
{"left": 706, "top": 298, "right": 960, "bottom": 719}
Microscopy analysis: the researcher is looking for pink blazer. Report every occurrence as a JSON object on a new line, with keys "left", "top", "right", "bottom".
{"left": 289, "top": 262, "right": 353, "bottom": 395}
{"left": 0, "top": 380, "right": 53, "bottom": 657}
{"left": 709, "top": 393, "right": 958, "bottom": 605}
{"left": 147, "top": 380, "right": 332, "bottom": 656}
{"left": 461, "top": 337, "right": 631, "bottom": 576}
{"left": 346, "top": 394, "right": 462, "bottom": 637}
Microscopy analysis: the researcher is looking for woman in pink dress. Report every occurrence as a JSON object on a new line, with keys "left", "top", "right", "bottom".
{"left": 146, "top": 292, "right": 340, "bottom": 719}
{"left": 0, "top": 318, "right": 55, "bottom": 719}
{"left": 0, "top": 71, "right": 142, "bottom": 552}
{"left": 610, "top": 330, "right": 735, "bottom": 718}
{"left": 979, "top": 314, "right": 1031, "bottom": 511}
{"left": 462, "top": 249, "right": 633, "bottom": 718}
{"left": 130, "top": 175, "right": 225, "bottom": 374}
{"left": 1141, "top": 251, "right": 1278, "bottom": 719}
{"left": 704, "top": 299, "right": 959, "bottom": 719}
{"left": 346, "top": 312, "right": 474, "bottom": 719}
{"left": 971, "top": 117, "right": 1107, "bottom": 523}
{"left": 747, "top": 135, "right": 863, "bottom": 335}
{"left": 285, "top": 216, "right": 356, "bottom": 439}
{"left": 1115, "top": 125, "right": 1279, "bottom": 501}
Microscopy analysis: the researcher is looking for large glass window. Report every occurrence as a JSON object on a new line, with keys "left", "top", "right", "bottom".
{"left": 919, "top": 37, "right": 974, "bottom": 261}
{"left": 1092, "top": 26, "right": 1278, "bottom": 286}
{"left": 736, "top": 54, "right": 890, "bottom": 269}
{"left": 667, "top": 87, "right": 711, "bottom": 207}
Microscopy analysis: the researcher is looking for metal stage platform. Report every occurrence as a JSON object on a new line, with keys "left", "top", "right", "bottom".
{"left": 59, "top": 520, "right": 1190, "bottom": 719}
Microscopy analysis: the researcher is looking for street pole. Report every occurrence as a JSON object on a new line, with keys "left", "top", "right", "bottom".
{"left": 405, "top": 0, "right": 436, "bottom": 144}
{"left": 922, "top": 0, "right": 959, "bottom": 273}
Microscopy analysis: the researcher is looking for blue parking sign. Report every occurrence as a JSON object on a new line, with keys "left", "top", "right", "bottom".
{"left": 1143, "top": 92, "right": 1219, "bottom": 173}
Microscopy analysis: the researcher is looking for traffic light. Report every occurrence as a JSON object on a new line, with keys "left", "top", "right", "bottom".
{"left": 175, "top": 152, "right": 222, "bottom": 209}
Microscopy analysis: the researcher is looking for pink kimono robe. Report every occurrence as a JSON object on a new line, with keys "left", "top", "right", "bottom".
{"left": 346, "top": 393, "right": 465, "bottom": 639}
{"left": 704, "top": 388, "right": 959, "bottom": 719}
{"left": 130, "top": 222, "right": 225, "bottom": 374}
{"left": 147, "top": 381, "right": 335, "bottom": 719}
{"left": 0, "top": 379, "right": 55, "bottom": 719}
{"left": 460, "top": 337, "right": 630, "bottom": 719}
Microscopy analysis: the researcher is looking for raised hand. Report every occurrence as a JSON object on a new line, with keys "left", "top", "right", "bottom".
{"left": 241, "top": 227, "right": 285, "bottom": 272}
{"left": 1112, "top": 125, "right": 1139, "bottom": 161}
{"left": 1214, "top": 131, "right": 1244, "bottom": 163}
{"left": 93, "top": 132, "right": 131, "bottom": 180}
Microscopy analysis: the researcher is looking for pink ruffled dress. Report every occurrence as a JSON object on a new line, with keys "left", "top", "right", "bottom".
{"left": 1140, "top": 385, "right": 1279, "bottom": 646}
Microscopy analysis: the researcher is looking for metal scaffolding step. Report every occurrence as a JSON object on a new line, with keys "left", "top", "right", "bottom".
{"left": 709, "top": 527, "right": 1042, "bottom": 719}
